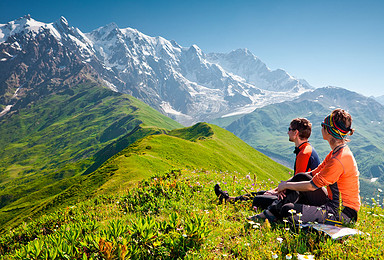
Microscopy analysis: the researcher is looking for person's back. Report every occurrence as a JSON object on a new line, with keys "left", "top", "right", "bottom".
{"left": 294, "top": 142, "right": 320, "bottom": 174}
{"left": 311, "top": 145, "right": 360, "bottom": 212}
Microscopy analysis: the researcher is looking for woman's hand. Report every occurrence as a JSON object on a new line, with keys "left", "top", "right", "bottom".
{"left": 277, "top": 181, "right": 288, "bottom": 199}
{"left": 264, "top": 187, "right": 278, "bottom": 196}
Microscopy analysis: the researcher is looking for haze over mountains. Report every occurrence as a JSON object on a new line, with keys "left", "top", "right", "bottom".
{"left": 1, "top": 15, "right": 311, "bottom": 125}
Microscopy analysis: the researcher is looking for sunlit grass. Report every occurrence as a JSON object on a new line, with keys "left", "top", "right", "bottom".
{"left": 1, "top": 169, "right": 383, "bottom": 259}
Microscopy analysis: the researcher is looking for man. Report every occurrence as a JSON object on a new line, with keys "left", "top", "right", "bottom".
{"left": 215, "top": 118, "right": 322, "bottom": 209}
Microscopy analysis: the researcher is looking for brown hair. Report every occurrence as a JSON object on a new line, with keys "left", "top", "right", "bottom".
{"left": 330, "top": 108, "right": 355, "bottom": 136}
{"left": 290, "top": 118, "right": 312, "bottom": 139}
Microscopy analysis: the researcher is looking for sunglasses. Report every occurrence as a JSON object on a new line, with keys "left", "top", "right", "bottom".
{"left": 321, "top": 122, "right": 332, "bottom": 128}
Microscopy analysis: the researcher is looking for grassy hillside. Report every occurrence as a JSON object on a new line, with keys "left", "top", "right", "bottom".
{"left": 0, "top": 81, "right": 182, "bottom": 228}
{"left": 0, "top": 122, "right": 290, "bottom": 232}
{"left": 1, "top": 168, "right": 382, "bottom": 259}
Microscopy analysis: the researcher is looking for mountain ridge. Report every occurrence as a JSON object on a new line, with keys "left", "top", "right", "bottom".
{"left": 1, "top": 15, "right": 312, "bottom": 125}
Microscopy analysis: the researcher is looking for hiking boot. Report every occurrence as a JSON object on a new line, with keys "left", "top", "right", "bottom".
{"left": 214, "top": 184, "right": 229, "bottom": 203}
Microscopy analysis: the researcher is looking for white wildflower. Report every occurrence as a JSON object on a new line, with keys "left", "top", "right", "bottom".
{"left": 297, "top": 254, "right": 315, "bottom": 260}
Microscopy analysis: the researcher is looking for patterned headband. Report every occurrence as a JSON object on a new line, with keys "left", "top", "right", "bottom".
{"left": 321, "top": 113, "right": 351, "bottom": 140}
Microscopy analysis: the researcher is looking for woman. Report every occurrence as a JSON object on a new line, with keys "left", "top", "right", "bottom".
{"left": 254, "top": 109, "right": 360, "bottom": 224}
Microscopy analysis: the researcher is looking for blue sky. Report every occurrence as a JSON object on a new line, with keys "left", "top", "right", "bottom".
{"left": 1, "top": 0, "right": 384, "bottom": 96}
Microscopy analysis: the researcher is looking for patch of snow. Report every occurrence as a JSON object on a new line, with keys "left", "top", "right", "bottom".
{"left": 0, "top": 105, "right": 13, "bottom": 117}
{"left": 160, "top": 101, "right": 183, "bottom": 115}
{"left": 103, "top": 80, "right": 118, "bottom": 92}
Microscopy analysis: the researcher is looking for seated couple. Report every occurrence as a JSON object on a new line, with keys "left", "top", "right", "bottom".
{"left": 215, "top": 109, "right": 360, "bottom": 225}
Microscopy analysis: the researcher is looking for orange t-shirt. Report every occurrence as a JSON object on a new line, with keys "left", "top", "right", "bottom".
{"left": 311, "top": 145, "right": 360, "bottom": 212}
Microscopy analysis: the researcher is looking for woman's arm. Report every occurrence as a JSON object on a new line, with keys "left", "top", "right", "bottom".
{"left": 278, "top": 180, "right": 317, "bottom": 192}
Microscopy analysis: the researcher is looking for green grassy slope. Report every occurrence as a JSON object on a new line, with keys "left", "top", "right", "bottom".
{"left": 0, "top": 81, "right": 182, "bottom": 228}
{"left": 91, "top": 123, "right": 290, "bottom": 193}
{"left": 1, "top": 168, "right": 382, "bottom": 259}
{"left": 0, "top": 123, "right": 291, "bottom": 232}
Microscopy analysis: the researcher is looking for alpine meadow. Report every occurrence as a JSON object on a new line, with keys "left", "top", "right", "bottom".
{"left": 1, "top": 14, "right": 384, "bottom": 260}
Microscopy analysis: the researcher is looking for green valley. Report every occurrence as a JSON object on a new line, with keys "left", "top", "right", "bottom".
{"left": 0, "top": 81, "right": 182, "bottom": 229}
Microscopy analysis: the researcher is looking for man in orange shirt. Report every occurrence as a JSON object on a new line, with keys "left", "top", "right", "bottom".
{"left": 215, "top": 118, "right": 324, "bottom": 208}
{"left": 254, "top": 109, "right": 360, "bottom": 224}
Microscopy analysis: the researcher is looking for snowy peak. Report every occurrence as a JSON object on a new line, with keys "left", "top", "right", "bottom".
{"left": 207, "top": 48, "right": 312, "bottom": 92}
{"left": 1, "top": 15, "right": 315, "bottom": 125}
{"left": 0, "top": 15, "right": 64, "bottom": 43}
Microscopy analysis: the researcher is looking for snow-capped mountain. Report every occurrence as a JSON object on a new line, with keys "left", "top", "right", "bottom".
{"left": 206, "top": 49, "right": 311, "bottom": 92}
{"left": 0, "top": 15, "right": 313, "bottom": 125}
{"left": 0, "top": 15, "right": 101, "bottom": 117}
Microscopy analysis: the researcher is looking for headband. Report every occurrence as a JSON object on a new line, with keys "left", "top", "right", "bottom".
{"left": 321, "top": 113, "right": 351, "bottom": 140}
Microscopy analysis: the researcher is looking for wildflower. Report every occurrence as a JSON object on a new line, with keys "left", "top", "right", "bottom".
{"left": 182, "top": 234, "right": 188, "bottom": 238}
{"left": 379, "top": 188, "right": 383, "bottom": 193}
{"left": 252, "top": 223, "right": 261, "bottom": 229}
{"left": 277, "top": 237, "right": 283, "bottom": 243}
{"left": 286, "top": 254, "right": 293, "bottom": 259}
{"left": 285, "top": 227, "right": 290, "bottom": 231}
{"left": 244, "top": 243, "right": 250, "bottom": 246}
{"left": 297, "top": 213, "right": 303, "bottom": 217}
{"left": 289, "top": 172, "right": 292, "bottom": 175}
{"left": 271, "top": 252, "right": 278, "bottom": 259}
{"left": 262, "top": 219, "right": 271, "bottom": 230}
{"left": 253, "top": 206, "right": 258, "bottom": 212}
{"left": 288, "top": 209, "right": 296, "bottom": 214}
{"left": 283, "top": 219, "right": 289, "bottom": 223}
{"left": 298, "top": 220, "right": 303, "bottom": 224}
{"left": 297, "top": 254, "right": 315, "bottom": 260}
{"left": 246, "top": 175, "right": 251, "bottom": 180}
{"left": 328, "top": 213, "right": 333, "bottom": 217}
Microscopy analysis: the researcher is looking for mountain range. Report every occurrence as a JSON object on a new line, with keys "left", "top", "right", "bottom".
{"left": 1, "top": 14, "right": 383, "bottom": 232}
{"left": 1, "top": 15, "right": 311, "bottom": 125}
